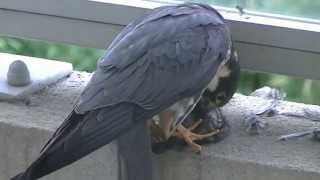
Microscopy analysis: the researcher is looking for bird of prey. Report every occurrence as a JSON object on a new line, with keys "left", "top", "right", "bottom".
{"left": 151, "top": 56, "right": 239, "bottom": 153}
{"left": 11, "top": 3, "right": 239, "bottom": 180}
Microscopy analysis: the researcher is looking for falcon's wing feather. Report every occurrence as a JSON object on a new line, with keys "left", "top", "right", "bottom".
{"left": 99, "top": 4, "right": 224, "bottom": 70}
{"left": 10, "top": 4, "right": 232, "bottom": 180}
{"left": 77, "top": 3, "right": 231, "bottom": 114}
{"left": 106, "top": 3, "right": 224, "bottom": 52}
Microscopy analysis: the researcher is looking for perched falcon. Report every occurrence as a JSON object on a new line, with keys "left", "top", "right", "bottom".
{"left": 151, "top": 50, "right": 240, "bottom": 153}
{"left": 11, "top": 3, "right": 239, "bottom": 180}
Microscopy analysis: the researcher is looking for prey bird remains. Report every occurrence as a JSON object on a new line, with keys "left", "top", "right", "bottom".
{"left": 11, "top": 3, "right": 238, "bottom": 180}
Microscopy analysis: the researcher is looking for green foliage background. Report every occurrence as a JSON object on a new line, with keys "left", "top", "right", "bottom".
{"left": 0, "top": 0, "right": 319, "bottom": 104}
{"left": 0, "top": 37, "right": 103, "bottom": 72}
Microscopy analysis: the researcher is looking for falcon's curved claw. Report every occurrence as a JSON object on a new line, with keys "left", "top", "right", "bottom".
{"left": 175, "top": 121, "right": 220, "bottom": 153}
{"left": 150, "top": 107, "right": 230, "bottom": 153}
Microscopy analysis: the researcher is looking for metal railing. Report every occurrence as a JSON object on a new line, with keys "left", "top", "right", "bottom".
{"left": 0, "top": 0, "right": 320, "bottom": 79}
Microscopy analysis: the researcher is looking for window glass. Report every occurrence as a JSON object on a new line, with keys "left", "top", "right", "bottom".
{"left": 179, "top": 0, "right": 320, "bottom": 20}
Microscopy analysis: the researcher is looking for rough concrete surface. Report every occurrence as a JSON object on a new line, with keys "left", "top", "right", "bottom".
{"left": 0, "top": 71, "right": 319, "bottom": 180}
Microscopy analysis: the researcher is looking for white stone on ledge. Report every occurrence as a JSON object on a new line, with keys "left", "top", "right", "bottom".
{"left": 0, "top": 71, "right": 319, "bottom": 180}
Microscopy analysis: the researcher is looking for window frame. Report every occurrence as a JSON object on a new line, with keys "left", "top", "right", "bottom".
{"left": 0, "top": 0, "right": 320, "bottom": 79}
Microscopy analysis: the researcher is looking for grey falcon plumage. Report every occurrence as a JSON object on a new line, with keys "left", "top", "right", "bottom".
{"left": 11, "top": 3, "right": 233, "bottom": 180}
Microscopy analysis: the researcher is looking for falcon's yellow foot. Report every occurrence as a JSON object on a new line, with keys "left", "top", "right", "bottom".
{"left": 175, "top": 119, "right": 220, "bottom": 153}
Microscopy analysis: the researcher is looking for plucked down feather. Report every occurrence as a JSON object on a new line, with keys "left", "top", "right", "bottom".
{"left": 10, "top": 3, "right": 233, "bottom": 180}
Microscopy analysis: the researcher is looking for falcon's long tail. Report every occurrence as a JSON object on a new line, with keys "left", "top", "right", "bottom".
{"left": 117, "top": 121, "right": 153, "bottom": 180}
{"left": 10, "top": 103, "right": 137, "bottom": 180}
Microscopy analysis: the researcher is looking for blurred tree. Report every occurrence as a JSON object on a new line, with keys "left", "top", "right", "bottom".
{"left": 0, "top": 37, "right": 103, "bottom": 72}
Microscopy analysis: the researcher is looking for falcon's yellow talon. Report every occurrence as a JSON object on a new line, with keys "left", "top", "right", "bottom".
{"left": 185, "top": 136, "right": 202, "bottom": 153}
{"left": 192, "top": 129, "right": 220, "bottom": 140}
{"left": 175, "top": 124, "right": 219, "bottom": 153}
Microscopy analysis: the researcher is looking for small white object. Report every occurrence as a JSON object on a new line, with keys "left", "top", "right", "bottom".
{"left": 0, "top": 53, "right": 73, "bottom": 100}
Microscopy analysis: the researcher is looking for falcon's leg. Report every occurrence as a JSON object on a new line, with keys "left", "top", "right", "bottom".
{"left": 175, "top": 122, "right": 220, "bottom": 153}
{"left": 150, "top": 108, "right": 223, "bottom": 153}
{"left": 149, "top": 119, "right": 167, "bottom": 144}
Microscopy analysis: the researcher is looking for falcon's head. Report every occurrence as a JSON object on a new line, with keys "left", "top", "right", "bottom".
{"left": 205, "top": 47, "right": 240, "bottom": 108}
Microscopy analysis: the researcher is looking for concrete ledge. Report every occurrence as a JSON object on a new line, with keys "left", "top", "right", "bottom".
{"left": 1, "top": 72, "right": 319, "bottom": 180}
